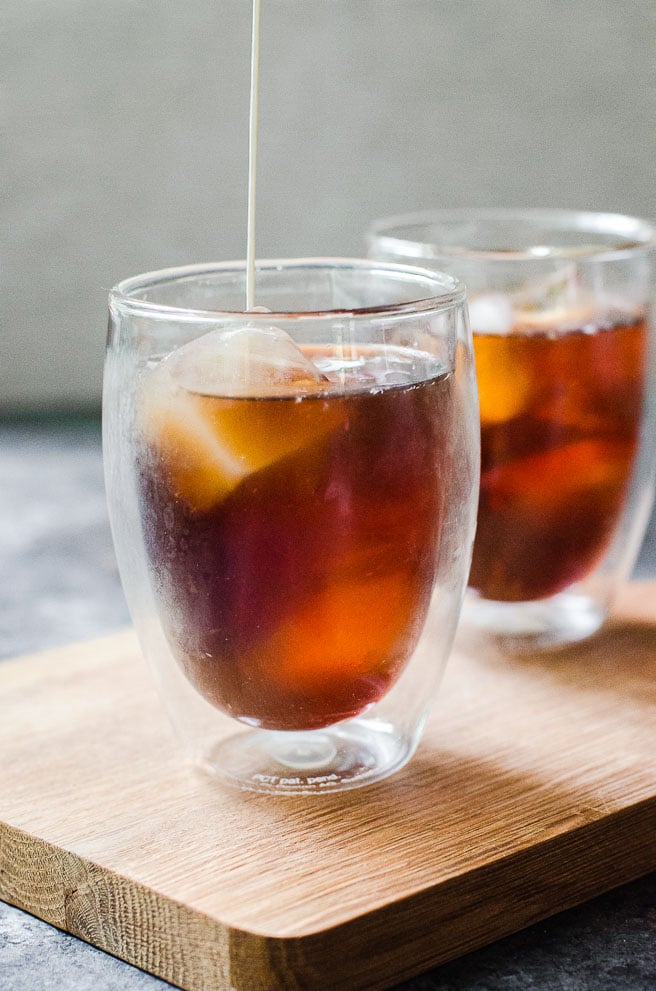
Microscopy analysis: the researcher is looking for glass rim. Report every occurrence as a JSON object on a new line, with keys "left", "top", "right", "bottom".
{"left": 367, "top": 208, "right": 656, "bottom": 263}
{"left": 110, "top": 257, "right": 466, "bottom": 322}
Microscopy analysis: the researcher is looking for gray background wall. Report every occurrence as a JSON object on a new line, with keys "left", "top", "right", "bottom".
{"left": 4, "top": 0, "right": 655, "bottom": 412}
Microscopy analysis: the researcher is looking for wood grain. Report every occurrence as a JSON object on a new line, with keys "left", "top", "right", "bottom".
{"left": 1, "top": 583, "right": 655, "bottom": 991}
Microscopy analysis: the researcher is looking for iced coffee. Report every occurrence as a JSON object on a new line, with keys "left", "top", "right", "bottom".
{"left": 137, "top": 328, "right": 454, "bottom": 730}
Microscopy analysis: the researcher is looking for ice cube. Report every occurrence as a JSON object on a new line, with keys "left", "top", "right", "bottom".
{"left": 474, "top": 332, "right": 533, "bottom": 425}
{"left": 468, "top": 293, "right": 515, "bottom": 336}
{"left": 139, "top": 370, "right": 249, "bottom": 511}
{"left": 514, "top": 303, "right": 599, "bottom": 335}
{"left": 138, "top": 326, "right": 341, "bottom": 512}
{"left": 168, "top": 325, "right": 329, "bottom": 398}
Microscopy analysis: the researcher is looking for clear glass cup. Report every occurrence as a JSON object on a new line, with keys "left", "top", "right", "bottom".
{"left": 103, "top": 258, "right": 479, "bottom": 794}
{"left": 368, "top": 209, "right": 656, "bottom": 648}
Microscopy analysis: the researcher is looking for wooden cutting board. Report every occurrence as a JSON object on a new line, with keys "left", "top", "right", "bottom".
{"left": 1, "top": 583, "right": 655, "bottom": 991}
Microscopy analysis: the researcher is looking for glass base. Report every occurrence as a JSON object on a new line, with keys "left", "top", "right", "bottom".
{"left": 201, "top": 718, "right": 412, "bottom": 794}
{"left": 461, "top": 590, "right": 606, "bottom": 650}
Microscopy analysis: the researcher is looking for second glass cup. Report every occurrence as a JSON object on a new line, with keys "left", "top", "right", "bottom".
{"left": 368, "top": 209, "right": 656, "bottom": 647}
{"left": 104, "top": 259, "right": 479, "bottom": 793}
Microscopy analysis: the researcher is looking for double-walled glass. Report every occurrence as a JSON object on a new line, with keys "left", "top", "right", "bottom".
{"left": 104, "top": 259, "right": 479, "bottom": 794}
{"left": 369, "top": 210, "right": 656, "bottom": 647}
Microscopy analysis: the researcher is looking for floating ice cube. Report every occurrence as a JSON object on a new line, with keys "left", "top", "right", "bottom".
{"left": 167, "top": 325, "right": 329, "bottom": 398}
{"left": 467, "top": 293, "right": 515, "bottom": 336}
{"left": 138, "top": 326, "right": 341, "bottom": 512}
{"left": 514, "top": 303, "right": 599, "bottom": 336}
{"left": 139, "top": 369, "right": 249, "bottom": 511}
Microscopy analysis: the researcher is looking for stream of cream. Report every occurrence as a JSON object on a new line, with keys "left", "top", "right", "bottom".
{"left": 246, "top": 0, "right": 262, "bottom": 310}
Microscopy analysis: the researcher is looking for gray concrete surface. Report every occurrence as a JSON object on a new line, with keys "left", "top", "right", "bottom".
{"left": 4, "top": 0, "right": 655, "bottom": 412}
{"left": 1, "top": 417, "right": 655, "bottom": 989}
